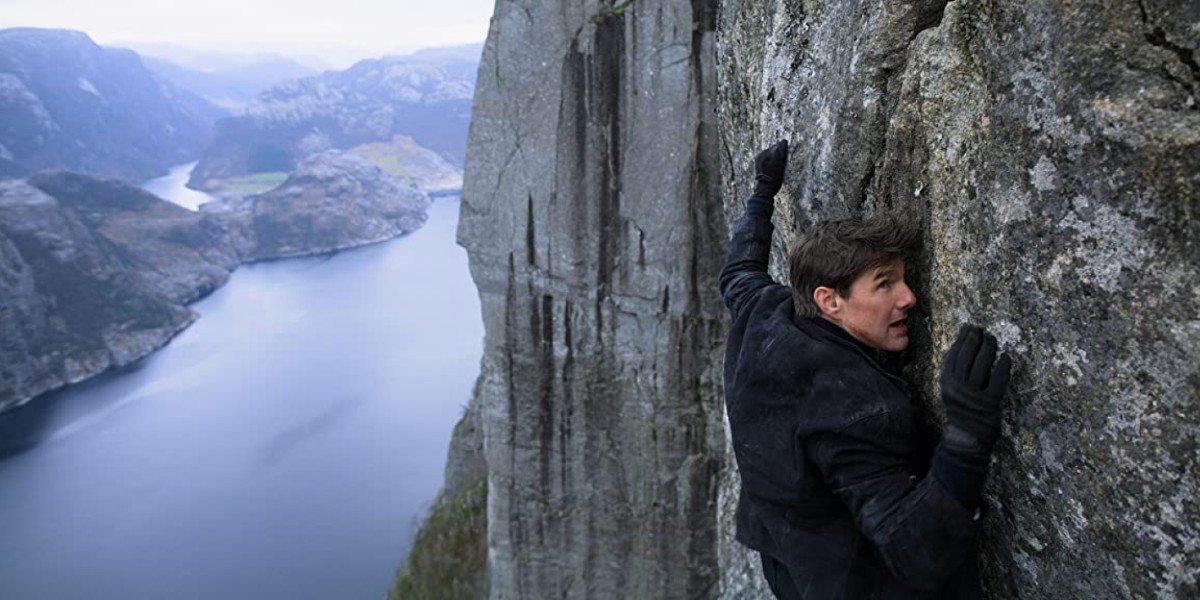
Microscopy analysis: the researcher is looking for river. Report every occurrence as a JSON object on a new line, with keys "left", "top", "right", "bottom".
{"left": 0, "top": 167, "right": 482, "bottom": 599}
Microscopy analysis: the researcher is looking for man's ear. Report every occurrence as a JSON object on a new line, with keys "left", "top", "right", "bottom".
{"left": 813, "top": 286, "right": 841, "bottom": 319}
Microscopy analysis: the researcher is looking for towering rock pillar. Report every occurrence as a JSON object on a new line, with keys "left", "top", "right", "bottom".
{"left": 458, "top": 1, "right": 728, "bottom": 596}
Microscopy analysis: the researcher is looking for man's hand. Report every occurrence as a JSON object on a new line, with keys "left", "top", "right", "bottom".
{"left": 939, "top": 325, "right": 1012, "bottom": 458}
{"left": 753, "top": 139, "right": 789, "bottom": 198}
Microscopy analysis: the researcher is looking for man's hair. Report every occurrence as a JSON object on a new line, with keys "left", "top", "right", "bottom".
{"left": 788, "top": 212, "right": 919, "bottom": 318}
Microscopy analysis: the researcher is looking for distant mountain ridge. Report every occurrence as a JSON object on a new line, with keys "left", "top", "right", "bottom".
{"left": 118, "top": 43, "right": 333, "bottom": 73}
{"left": 188, "top": 43, "right": 481, "bottom": 191}
{"left": 142, "top": 54, "right": 318, "bottom": 112}
{"left": 0, "top": 28, "right": 226, "bottom": 182}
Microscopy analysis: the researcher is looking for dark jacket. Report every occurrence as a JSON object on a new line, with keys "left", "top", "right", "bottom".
{"left": 720, "top": 206, "right": 983, "bottom": 598}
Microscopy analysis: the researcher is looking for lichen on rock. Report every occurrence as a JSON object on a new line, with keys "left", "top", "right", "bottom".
{"left": 717, "top": 0, "right": 1199, "bottom": 596}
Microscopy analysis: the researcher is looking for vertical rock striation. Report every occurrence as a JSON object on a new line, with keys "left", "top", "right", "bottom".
{"left": 717, "top": 0, "right": 1198, "bottom": 597}
{"left": 445, "top": 0, "right": 1196, "bottom": 597}
{"left": 457, "top": 0, "right": 728, "bottom": 596}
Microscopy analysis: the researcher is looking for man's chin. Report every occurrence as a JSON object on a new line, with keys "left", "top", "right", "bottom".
{"left": 885, "top": 335, "right": 909, "bottom": 352}
{"left": 883, "top": 323, "right": 910, "bottom": 351}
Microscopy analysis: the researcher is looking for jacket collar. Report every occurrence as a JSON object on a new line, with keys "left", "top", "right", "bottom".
{"left": 795, "top": 313, "right": 910, "bottom": 394}
{"left": 807, "top": 315, "right": 874, "bottom": 356}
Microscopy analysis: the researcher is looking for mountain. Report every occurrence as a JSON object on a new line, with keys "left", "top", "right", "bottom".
{"left": 118, "top": 43, "right": 332, "bottom": 73}
{"left": 188, "top": 43, "right": 481, "bottom": 191}
{"left": 0, "top": 172, "right": 238, "bottom": 411}
{"left": 0, "top": 28, "right": 227, "bottom": 182}
{"left": 141, "top": 54, "right": 318, "bottom": 112}
{"left": 401, "top": 0, "right": 1200, "bottom": 598}
{"left": 204, "top": 150, "right": 429, "bottom": 262}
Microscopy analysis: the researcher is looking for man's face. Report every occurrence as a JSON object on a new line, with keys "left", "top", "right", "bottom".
{"left": 830, "top": 259, "right": 917, "bottom": 351}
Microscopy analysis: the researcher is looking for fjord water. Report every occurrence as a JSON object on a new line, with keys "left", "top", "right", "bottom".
{"left": 138, "top": 161, "right": 213, "bottom": 210}
{"left": 0, "top": 170, "right": 482, "bottom": 599}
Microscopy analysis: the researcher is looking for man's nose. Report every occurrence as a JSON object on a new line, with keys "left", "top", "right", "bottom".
{"left": 897, "top": 281, "right": 917, "bottom": 310}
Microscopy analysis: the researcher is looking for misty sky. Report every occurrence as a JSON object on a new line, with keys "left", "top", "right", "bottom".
{"left": 0, "top": 0, "right": 494, "bottom": 67}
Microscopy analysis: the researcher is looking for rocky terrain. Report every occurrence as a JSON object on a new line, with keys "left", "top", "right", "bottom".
{"left": 347, "top": 134, "right": 463, "bottom": 194}
{"left": 205, "top": 150, "right": 429, "bottom": 262}
{"left": 0, "top": 28, "right": 225, "bottom": 182}
{"left": 717, "top": 1, "right": 1198, "bottom": 596}
{"left": 0, "top": 154, "right": 430, "bottom": 411}
{"left": 448, "top": 1, "right": 727, "bottom": 596}
{"left": 188, "top": 44, "right": 480, "bottom": 190}
{"left": 412, "top": 0, "right": 1198, "bottom": 598}
{"left": 0, "top": 173, "right": 238, "bottom": 411}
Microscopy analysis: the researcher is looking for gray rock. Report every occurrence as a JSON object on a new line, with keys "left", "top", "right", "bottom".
{"left": 716, "top": 0, "right": 1198, "bottom": 597}
{"left": 432, "top": 0, "right": 1197, "bottom": 598}
{"left": 212, "top": 150, "right": 430, "bottom": 262}
{"left": 0, "top": 175, "right": 230, "bottom": 411}
{"left": 453, "top": 0, "right": 727, "bottom": 597}
{"left": 27, "top": 172, "right": 239, "bottom": 304}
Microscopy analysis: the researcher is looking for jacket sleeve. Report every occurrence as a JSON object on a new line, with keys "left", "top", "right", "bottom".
{"left": 719, "top": 195, "right": 777, "bottom": 319}
{"left": 806, "top": 410, "right": 982, "bottom": 591}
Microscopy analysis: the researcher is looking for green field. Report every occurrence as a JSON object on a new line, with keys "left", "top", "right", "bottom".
{"left": 211, "top": 172, "right": 289, "bottom": 195}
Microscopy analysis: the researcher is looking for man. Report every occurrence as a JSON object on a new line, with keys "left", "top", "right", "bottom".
{"left": 721, "top": 140, "right": 1012, "bottom": 598}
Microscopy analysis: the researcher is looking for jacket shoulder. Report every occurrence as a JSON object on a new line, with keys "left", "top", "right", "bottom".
{"left": 796, "top": 347, "right": 910, "bottom": 435}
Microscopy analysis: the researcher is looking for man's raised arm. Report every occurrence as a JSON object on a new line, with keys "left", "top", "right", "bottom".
{"left": 719, "top": 139, "right": 789, "bottom": 319}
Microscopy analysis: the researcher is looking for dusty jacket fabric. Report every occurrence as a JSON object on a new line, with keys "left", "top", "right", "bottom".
{"left": 720, "top": 207, "right": 982, "bottom": 598}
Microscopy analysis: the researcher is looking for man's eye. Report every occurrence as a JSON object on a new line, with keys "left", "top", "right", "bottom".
{"left": 878, "top": 281, "right": 890, "bottom": 291}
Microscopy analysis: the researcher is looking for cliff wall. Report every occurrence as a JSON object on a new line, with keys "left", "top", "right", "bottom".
{"left": 456, "top": 0, "right": 729, "bottom": 596}
{"left": 716, "top": 0, "right": 1197, "bottom": 596}
{"left": 438, "top": 0, "right": 1197, "bottom": 597}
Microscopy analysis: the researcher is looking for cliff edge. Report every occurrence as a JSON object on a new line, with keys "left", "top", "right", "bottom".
{"left": 455, "top": 0, "right": 728, "bottom": 596}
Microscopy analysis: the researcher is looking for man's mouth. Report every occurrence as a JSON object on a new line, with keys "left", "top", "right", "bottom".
{"left": 889, "top": 317, "right": 909, "bottom": 333}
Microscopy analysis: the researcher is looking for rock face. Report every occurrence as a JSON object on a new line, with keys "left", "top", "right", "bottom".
{"left": 189, "top": 45, "right": 480, "bottom": 190}
{"left": 206, "top": 150, "right": 429, "bottom": 262}
{"left": 716, "top": 0, "right": 1198, "bottom": 597}
{"left": 456, "top": 0, "right": 727, "bottom": 596}
{"left": 0, "top": 173, "right": 237, "bottom": 411}
{"left": 438, "top": 0, "right": 1197, "bottom": 598}
{"left": 0, "top": 28, "right": 225, "bottom": 182}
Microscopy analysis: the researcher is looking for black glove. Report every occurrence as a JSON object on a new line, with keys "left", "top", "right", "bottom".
{"left": 939, "top": 324, "right": 1011, "bottom": 458}
{"left": 752, "top": 139, "right": 789, "bottom": 198}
